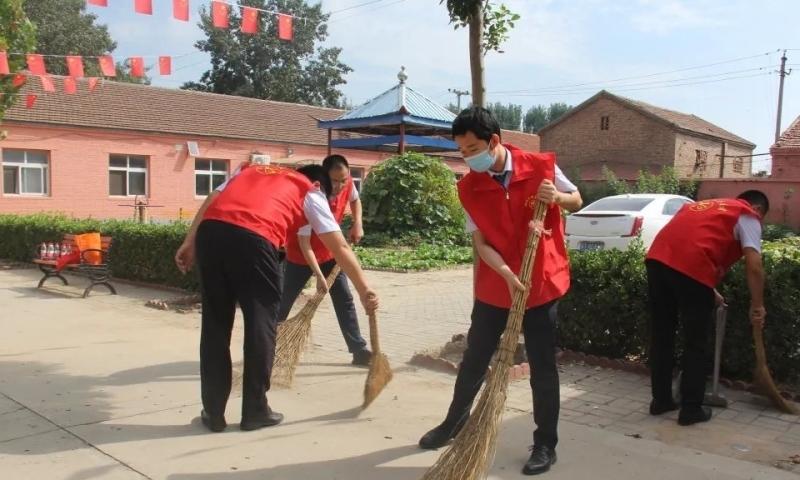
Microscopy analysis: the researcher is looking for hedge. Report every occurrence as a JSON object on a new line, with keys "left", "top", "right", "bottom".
{"left": 560, "top": 237, "right": 800, "bottom": 385}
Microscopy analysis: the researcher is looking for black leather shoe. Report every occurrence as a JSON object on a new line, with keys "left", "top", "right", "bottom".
{"left": 418, "top": 415, "right": 468, "bottom": 450}
{"left": 522, "top": 445, "right": 557, "bottom": 475}
{"left": 200, "top": 410, "right": 226, "bottom": 433}
{"left": 678, "top": 406, "right": 712, "bottom": 426}
{"left": 352, "top": 349, "right": 372, "bottom": 367}
{"left": 240, "top": 409, "right": 284, "bottom": 431}
{"left": 649, "top": 399, "right": 678, "bottom": 415}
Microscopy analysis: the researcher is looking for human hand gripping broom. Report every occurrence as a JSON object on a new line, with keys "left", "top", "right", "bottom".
{"left": 273, "top": 265, "right": 341, "bottom": 388}
{"left": 421, "top": 201, "right": 549, "bottom": 480}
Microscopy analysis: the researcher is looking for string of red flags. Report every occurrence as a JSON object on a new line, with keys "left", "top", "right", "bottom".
{"left": 85, "top": 0, "right": 295, "bottom": 41}
{"left": 0, "top": 51, "right": 177, "bottom": 78}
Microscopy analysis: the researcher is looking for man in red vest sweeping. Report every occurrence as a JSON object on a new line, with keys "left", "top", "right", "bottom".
{"left": 646, "top": 190, "right": 769, "bottom": 426}
{"left": 418, "top": 107, "right": 583, "bottom": 476}
{"left": 279, "top": 155, "right": 372, "bottom": 366}
{"left": 174, "top": 164, "right": 379, "bottom": 433}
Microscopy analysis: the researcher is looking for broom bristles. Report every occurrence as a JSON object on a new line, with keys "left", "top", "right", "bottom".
{"left": 272, "top": 266, "right": 341, "bottom": 387}
{"left": 752, "top": 326, "right": 798, "bottom": 414}
{"left": 363, "top": 310, "right": 393, "bottom": 408}
{"left": 421, "top": 202, "right": 549, "bottom": 480}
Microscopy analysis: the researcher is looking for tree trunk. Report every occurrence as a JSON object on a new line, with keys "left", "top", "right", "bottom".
{"left": 468, "top": 3, "right": 485, "bottom": 108}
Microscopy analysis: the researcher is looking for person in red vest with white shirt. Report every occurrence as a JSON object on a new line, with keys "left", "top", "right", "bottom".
{"left": 279, "top": 155, "right": 372, "bottom": 366}
{"left": 645, "top": 190, "right": 769, "bottom": 426}
{"left": 418, "top": 107, "right": 583, "bottom": 476}
{"left": 174, "top": 164, "right": 379, "bottom": 434}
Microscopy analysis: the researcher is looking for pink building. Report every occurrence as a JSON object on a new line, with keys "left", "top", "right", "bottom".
{"left": 0, "top": 77, "right": 539, "bottom": 221}
{"left": 697, "top": 115, "right": 800, "bottom": 230}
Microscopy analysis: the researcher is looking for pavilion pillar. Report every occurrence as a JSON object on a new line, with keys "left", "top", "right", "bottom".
{"left": 399, "top": 123, "right": 406, "bottom": 154}
{"left": 327, "top": 129, "right": 332, "bottom": 155}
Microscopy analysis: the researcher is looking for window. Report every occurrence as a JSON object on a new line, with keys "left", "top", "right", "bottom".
{"left": 350, "top": 167, "right": 365, "bottom": 191}
{"left": 195, "top": 159, "right": 229, "bottom": 196}
{"left": 693, "top": 150, "right": 708, "bottom": 174}
{"left": 584, "top": 197, "right": 654, "bottom": 212}
{"left": 662, "top": 198, "right": 691, "bottom": 216}
{"left": 733, "top": 157, "right": 743, "bottom": 174}
{"left": 600, "top": 116, "right": 610, "bottom": 130}
{"left": 2, "top": 149, "right": 49, "bottom": 195}
{"left": 109, "top": 154, "right": 147, "bottom": 196}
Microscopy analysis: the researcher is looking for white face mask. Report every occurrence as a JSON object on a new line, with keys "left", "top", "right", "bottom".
{"left": 463, "top": 142, "right": 496, "bottom": 172}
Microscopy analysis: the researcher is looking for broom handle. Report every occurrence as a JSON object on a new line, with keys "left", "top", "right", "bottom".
{"left": 368, "top": 311, "right": 381, "bottom": 354}
{"left": 302, "top": 265, "right": 341, "bottom": 311}
{"left": 752, "top": 324, "right": 767, "bottom": 366}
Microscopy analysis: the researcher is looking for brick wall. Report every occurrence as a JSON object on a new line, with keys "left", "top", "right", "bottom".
{"left": 674, "top": 133, "right": 752, "bottom": 179}
{"left": 770, "top": 149, "right": 800, "bottom": 179}
{"left": 0, "top": 123, "right": 468, "bottom": 221}
{"left": 540, "top": 97, "right": 676, "bottom": 180}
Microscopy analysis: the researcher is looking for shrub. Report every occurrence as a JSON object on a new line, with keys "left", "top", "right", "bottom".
{"left": 360, "top": 152, "right": 468, "bottom": 246}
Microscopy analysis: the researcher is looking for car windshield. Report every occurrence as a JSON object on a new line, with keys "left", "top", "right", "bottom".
{"left": 583, "top": 197, "right": 655, "bottom": 212}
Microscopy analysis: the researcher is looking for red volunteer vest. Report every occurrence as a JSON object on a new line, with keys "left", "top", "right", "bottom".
{"left": 646, "top": 198, "right": 760, "bottom": 288}
{"left": 458, "top": 144, "right": 571, "bottom": 309}
{"left": 202, "top": 164, "right": 312, "bottom": 248}
{"left": 285, "top": 178, "right": 354, "bottom": 265}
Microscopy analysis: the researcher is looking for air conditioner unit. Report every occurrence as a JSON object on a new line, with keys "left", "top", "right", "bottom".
{"left": 250, "top": 154, "right": 271, "bottom": 165}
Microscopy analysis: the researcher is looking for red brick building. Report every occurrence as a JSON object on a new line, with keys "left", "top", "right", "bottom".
{"left": 0, "top": 77, "right": 538, "bottom": 221}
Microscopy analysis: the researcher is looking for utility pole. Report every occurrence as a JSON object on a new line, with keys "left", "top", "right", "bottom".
{"left": 448, "top": 88, "right": 470, "bottom": 111}
{"left": 775, "top": 50, "right": 792, "bottom": 143}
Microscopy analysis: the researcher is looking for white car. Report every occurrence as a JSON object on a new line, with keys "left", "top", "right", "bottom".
{"left": 565, "top": 194, "right": 694, "bottom": 251}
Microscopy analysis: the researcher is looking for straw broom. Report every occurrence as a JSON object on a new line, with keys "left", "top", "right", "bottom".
{"left": 272, "top": 266, "right": 341, "bottom": 388}
{"left": 752, "top": 325, "right": 798, "bottom": 414}
{"left": 363, "top": 308, "right": 393, "bottom": 409}
{"left": 421, "top": 201, "right": 549, "bottom": 480}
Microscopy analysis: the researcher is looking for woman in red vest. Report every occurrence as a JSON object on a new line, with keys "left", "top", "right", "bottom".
{"left": 279, "top": 155, "right": 372, "bottom": 366}
{"left": 645, "top": 190, "right": 769, "bottom": 426}
{"left": 418, "top": 107, "right": 582, "bottom": 476}
{"left": 174, "top": 164, "right": 379, "bottom": 433}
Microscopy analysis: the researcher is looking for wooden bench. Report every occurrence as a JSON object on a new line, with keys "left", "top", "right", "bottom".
{"left": 33, "top": 234, "right": 117, "bottom": 298}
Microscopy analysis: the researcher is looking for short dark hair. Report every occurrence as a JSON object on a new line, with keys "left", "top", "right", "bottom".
{"left": 297, "top": 164, "right": 332, "bottom": 196}
{"left": 322, "top": 154, "right": 349, "bottom": 171}
{"left": 452, "top": 106, "right": 501, "bottom": 142}
{"left": 737, "top": 189, "right": 769, "bottom": 214}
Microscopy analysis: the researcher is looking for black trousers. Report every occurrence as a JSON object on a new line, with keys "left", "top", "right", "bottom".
{"left": 646, "top": 259, "right": 714, "bottom": 410}
{"left": 445, "top": 299, "right": 561, "bottom": 449}
{"left": 195, "top": 220, "right": 282, "bottom": 420}
{"left": 277, "top": 259, "right": 367, "bottom": 353}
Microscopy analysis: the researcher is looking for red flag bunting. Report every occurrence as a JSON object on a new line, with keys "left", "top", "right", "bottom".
{"left": 66, "top": 55, "right": 85, "bottom": 77}
{"left": 173, "top": 0, "right": 189, "bottom": 21}
{"left": 129, "top": 57, "right": 145, "bottom": 77}
{"left": 26, "top": 94, "right": 37, "bottom": 109}
{"left": 134, "top": 0, "right": 153, "bottom": 15}
{"left": 40, "top": 75, "right": 56, "bottom": 92}
{"left": 99, "top": 55, "right": 116, "bottom": 77}
{"left": 26, "top": 54, "right": 47, "bottom": 75}
{"left": 0, "top": 51, "right": 9, "bottom": 75}
{"left": 87, "top": 0, "right": 108, "bottom": 6}
{"left": 88, "top": 77, "right": 100, "bottom": 91}
{"left": 64, "top": 77, "right": 77, "bottom": 94}
{"left": 159, "top": 56, "right": 172, "bottom": 75}
{"left": 241, "top": 7, "right": 259, "bottom": 34}
{"left": 12, "top": 73, "right": 26, "bottom": 88}
{"left": 278, "top": 14, "right": 293, "bottom": 41}
{"left": 211, "top": 1, "right": 230, "bottom": 29}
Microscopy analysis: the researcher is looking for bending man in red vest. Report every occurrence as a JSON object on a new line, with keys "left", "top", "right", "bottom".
{"left": 279, "top": 155, "right": 372, "bottom": 366}
{"left": 174, "top": 164, "right": 379, "bottom": 433}
{"left": 418, "top": 107, "right": 583, "bottom": 476}
{"left": 646, "top": 190, "right": 769, "bottom": 426}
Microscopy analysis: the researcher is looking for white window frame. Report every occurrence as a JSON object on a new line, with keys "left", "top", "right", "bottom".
{"left": 2, "top": 149, "right": 50, "bottom": 196}
{"left": 350, "top": 167, "right": 365, "bottom": 192}
{"left": 109, "top": 154, "right": 148, "bottom": 197}
{"left": 194, "top": 158, "right": 229, "bottom": 197}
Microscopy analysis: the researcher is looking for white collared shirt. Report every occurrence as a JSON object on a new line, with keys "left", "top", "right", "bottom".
{"left": 464, "top": 148, "right": 577, "bottom": 234}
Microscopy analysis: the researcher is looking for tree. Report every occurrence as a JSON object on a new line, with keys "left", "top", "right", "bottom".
{"left": 183, "top": 0, "right": 351, "bottom": 108}
{"left": 524, "top": 102, "right": 573, "bottom": 133}
{"left": 441, "top": 1, "right": 519, "bottom": 107}
{"left": 488, "top": 102, "right": 522, "bottom": 130}
{"left": 23, "top": 0, "right": 148, "bottom": 83}
{"left": 1, "top": 0, "right": 36, "bottom": 122}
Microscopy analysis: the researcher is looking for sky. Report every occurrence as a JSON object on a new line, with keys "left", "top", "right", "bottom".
{"left": 89, "top": 0, "right": 800, "bottom": 172}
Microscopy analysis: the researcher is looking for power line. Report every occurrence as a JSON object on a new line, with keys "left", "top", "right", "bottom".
{"left": 327, "top": 0, "right": 407, "bottom": 23}
{"left": 327, "top": 0, "right": 391, "bottom": 15}
{"left": 489, "top": 50, "right": 779, "bottom": 95}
